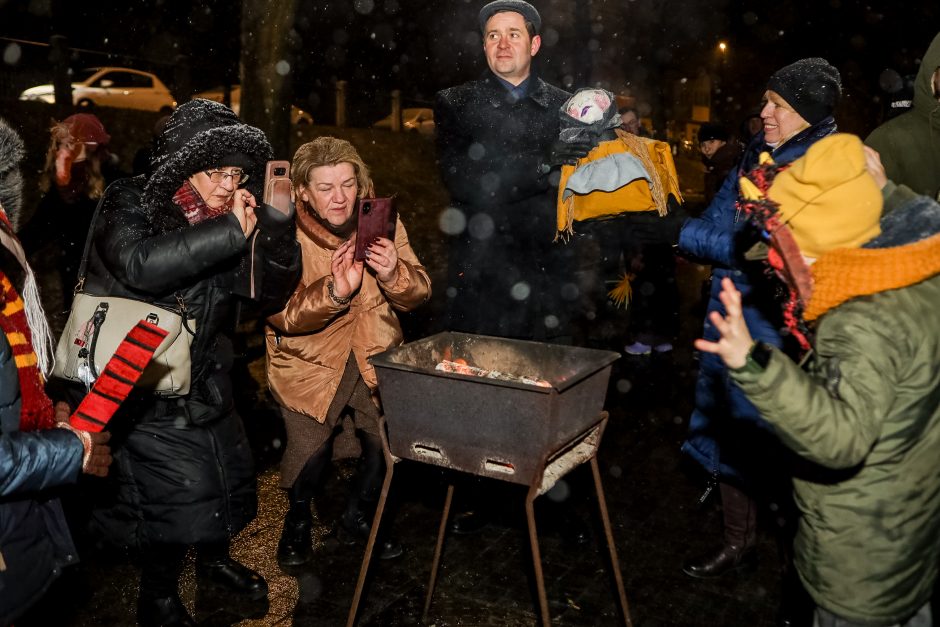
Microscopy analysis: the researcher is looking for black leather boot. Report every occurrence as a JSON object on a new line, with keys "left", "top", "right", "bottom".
{"left": 138, "top": 543, "right": 194, "bottom": 627}
{"left": 278, "top": 489, "right": 314, "bottom": 568}
{"left": 278, "top": 443, "right": 332, "bottom": 568}
{"left": 137, "top": 593, "right": 197, "bottom": 627}
{"left": 338, "top": 505, "right": 404, "bottom": 560}
{"left": 338, "top": 431, "right": 403, "bottom": 560}
{"left": 196, "top": 542, "right": 268, "bottom": 601}
{"left": 682, "top": 482, "right": 757, "bottom": 578}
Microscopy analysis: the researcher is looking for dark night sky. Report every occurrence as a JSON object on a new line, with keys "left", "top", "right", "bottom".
{"left": 1, "top": 0, "right": 937, "bottom": 134}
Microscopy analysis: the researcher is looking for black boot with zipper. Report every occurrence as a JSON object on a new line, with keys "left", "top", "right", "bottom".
{"left": 682, "top": 482, "right": 758, "bottom": 578}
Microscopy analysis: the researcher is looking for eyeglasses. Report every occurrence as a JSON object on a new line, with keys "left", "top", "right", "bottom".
{"left": 204, "top": 169, "right": 249, "bottom": 185}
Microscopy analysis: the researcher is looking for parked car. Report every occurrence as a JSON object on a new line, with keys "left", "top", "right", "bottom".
{"left": 19, "top": 67, "right": 176, "bottom": 113}
{"left": 193, "top": 86, "right": 314, "bottom": 126}
{"left": 373, "top": 108, "right": 435, "bottom": 135}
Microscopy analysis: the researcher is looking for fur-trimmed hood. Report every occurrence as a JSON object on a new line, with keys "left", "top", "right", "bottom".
{"left": 143, "top": 99, "right": 272, "bottom": 224}
{"left": 0, "top": 117, "right": 25, "bottom": 223}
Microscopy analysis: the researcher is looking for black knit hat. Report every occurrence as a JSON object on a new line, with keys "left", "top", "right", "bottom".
{"left": 144, "top": 99, "right": 272, "bottom": 213}
{"left": 479, "top": 0, "right": 541, "bottom": 34}
{"left": 767, "top": 58, "right": 842, "bottom": 125}
{"left": 698, "top": 123, "right": 729, "bottom": 143}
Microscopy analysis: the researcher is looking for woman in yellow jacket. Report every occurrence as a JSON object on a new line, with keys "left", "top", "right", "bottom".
{"left": 265, "top": 137, "right": 431, "bottom": 567}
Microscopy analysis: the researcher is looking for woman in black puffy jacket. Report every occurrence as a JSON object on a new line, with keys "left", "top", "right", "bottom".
{"left": 75, "top": 100, "right": 301, "bottom": 626}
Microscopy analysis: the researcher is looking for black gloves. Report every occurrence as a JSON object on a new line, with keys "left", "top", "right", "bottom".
{"left": 255, "top": 202, "right": 295, "bottom": 238}
{"left": 544, "top": 139, "right": 593, "bottom": 170}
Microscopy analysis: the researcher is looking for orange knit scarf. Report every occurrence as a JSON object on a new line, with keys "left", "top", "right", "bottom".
{"left": 805, "top": 232, "right": 940, "bottom": 321}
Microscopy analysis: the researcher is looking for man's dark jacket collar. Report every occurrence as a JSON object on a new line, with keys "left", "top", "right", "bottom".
{"left": 480, "top": 71, "right": 558, "bottom": 109}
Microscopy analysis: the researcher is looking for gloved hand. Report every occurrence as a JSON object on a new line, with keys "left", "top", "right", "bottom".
{"left": 256, "top": 201, "right": 295, "bottom": 238}
{"left": 544, "top": 139, "right": 594, "bottom": 169}
{"left": 57, "top": 423, "right": 112, "bottom": 477}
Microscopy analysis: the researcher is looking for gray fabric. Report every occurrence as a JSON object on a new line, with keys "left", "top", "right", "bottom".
{"left": 561, "top": 152, "right": 652, "bottom": 202}
{"left": 0, "top": 117, "right": 25, "bottom": 225}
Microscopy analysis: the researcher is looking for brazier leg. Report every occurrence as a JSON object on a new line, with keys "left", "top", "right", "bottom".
{"left": 422, "top": 483, "right": 455, "bottom": 623}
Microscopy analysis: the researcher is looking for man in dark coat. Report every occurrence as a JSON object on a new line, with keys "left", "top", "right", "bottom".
{"left": 434, "top": 0, "right": 589, "bottom": 341}
{"left": 433, "top": 0, "right": 592, "bottom": 538}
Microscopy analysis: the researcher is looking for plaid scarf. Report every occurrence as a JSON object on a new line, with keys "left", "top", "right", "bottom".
{"left": 172, "top": 179, "right": 233, "bottom": 225}
{"left": 0, "top": 270, "right": 54, "bottom": 431}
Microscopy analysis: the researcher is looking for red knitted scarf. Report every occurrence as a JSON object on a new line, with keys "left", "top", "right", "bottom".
{"left": 173, "top": 179, "right": 233, "bottom": 225}
{"left": 0, "top": 271, "right": 54, "bottom": 431}
{"left": 736, "top": 160, "right": 815, "bottom": 353}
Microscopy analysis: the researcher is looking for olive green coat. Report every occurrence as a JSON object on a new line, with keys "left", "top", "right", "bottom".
{"left": 730, "top": 193, "right": 940, "bottom": 623}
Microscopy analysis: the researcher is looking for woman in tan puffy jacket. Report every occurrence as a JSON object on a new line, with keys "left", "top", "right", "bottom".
{"left": 265, "top": 137, "right": 430, "bottom": 567}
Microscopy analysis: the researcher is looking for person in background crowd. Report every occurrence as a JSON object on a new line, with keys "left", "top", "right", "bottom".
{"left": 18, "top": 113, "right": 120, "bottom": 308}
{"left": 866, "top": 31, "right": 940, "bottom": 200}
{"left": 703, "top": 133, "right": 940, "bottom": 627}
{"left": 739, "top": 107, "right": 764, "bottom": 145}
{"left": 698, "top": 122, "right": 743, "bottom": 205}
{"left": 619, "top": 105, "right": 652, "bottom": 138}
{"left": 71, "top": 99, "right": 301, "bottom": 627}
{"left": 678, "top": 58, "right": 841, "bottom": 592}
{"left": 0, "top": 116, "right": 111, "bottom": 626}
{"left": 267, "top": 137, "right": 430, "bottom": 568}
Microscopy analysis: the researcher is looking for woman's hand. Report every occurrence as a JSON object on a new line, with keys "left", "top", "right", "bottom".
{"left": 694, "top": 277, "right": 754, "bottom": 369}
{"left": 365, "top": 237, "right": 399, "bottom": 284}
{"left": 862, "top": 146, "right": 888, "bottom": 190}
{"left": 232, "top": 189, "right": 258, "bottom": 237}
{"left": 330, "top": 239, "right": 364, "bottom": 300}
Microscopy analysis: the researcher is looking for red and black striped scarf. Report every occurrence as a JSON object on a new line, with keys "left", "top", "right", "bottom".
{"left": 0, "top": 270, "right": 54, "bottom": 431}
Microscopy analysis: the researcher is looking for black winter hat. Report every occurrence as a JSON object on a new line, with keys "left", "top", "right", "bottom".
{"left": 767, "top": 57, "right": 842, "bottom": 125}
{"left": 145, "top": 99, "right": 272, "bottom": 212}
{"left": 698, "top": 123, "right": 729, "bottom": 143}
{"left": 479, "top": 0, "right": 541, "bottom": 34}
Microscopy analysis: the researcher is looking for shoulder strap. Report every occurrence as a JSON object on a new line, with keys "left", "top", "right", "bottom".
{"left": 72, "top": 181, "right": 189, "bottom": 316}
{"left": 74, "top": 182, "right": 114, "bottom": 290}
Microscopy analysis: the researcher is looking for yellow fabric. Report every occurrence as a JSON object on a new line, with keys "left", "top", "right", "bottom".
{"left": 607, "top": 272, "right": 634, "bottom": 308}
{"left": 556, "top": 130, "right": 682, "bottom": 236}
{"left": 805, "top": 232, "right": 940, "bottom": 320}
{"left": 763, "top": 134, "right": 883, "bottom": 259}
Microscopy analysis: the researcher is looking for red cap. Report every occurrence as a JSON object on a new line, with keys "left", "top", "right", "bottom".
{"left": 62, "top": 113, "right": 110, "bottom": 145}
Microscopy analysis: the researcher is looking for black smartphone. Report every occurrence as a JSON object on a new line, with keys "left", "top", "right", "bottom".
{"left": 354, "top": 197, "right": 397, "bottom": 261}
{"left": 263, "top": 160, "right": 292, "bottom": 216}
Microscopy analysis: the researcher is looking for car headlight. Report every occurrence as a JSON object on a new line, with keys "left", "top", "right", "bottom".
{"left": 19, "top": 92, "right": 55, "bottom": 104}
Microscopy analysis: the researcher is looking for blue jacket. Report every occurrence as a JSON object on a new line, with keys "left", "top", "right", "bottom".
{"left": 678, "top": 118, "right": 837, "bottom": 481}
{"left": 1, "top": 333, "right": 83, "bottom": 625}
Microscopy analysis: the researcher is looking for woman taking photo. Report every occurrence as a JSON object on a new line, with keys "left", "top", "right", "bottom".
{"left": 76, "top": 99, "right": 301, "bottom": 626}
{"left": 265, "top": 137, "right": 430, "bottom": 568}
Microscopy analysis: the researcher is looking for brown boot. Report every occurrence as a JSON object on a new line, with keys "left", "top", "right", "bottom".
{"left": 682, "top": 482, "right": 757, "bottom": 578}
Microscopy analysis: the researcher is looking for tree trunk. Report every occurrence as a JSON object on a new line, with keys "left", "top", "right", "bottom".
{"left": 240, "top": 0, "right": 299, "bottom": 159}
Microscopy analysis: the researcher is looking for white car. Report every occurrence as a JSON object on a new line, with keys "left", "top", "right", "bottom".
{"left": 193, "top": 86, "right": 314, "bottom": 126}
{"left": 19, "top": 67, "right": 176, "bottom": 113}
{"left": 373, "top": 108, "right": 435, "bottom": 135}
